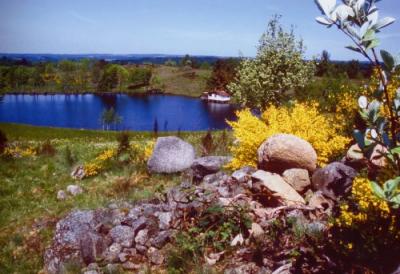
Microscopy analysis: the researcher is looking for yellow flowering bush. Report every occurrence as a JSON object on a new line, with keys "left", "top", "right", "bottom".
{"left": 83, "top": 162, "right": 102, "bottom": 177}
{"left": 95, "top": 148, "right": 116, "bottom": 161}
{"left": 83, "top": 148, "right": 116, "bottom": 178}
{"left": 144, "top": 140, "right": 155, "bottom": 160}
{"left": 227, "top": 102, "right": 350, "bottom": 170}
{"left": 130, "top": 140, "right": 155, "bottom": 163}
{"left": 4, "top": 145, "right": 37, "bottom": 158}
{"left": 333, "top": 176, "right": 400, "bottom": 260}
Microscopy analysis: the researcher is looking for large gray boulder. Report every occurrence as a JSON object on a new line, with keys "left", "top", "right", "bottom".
{"left": 44, "top": 210, "right": 111, "bottom": 274}
{"left": 257, "top": 134, "right": 317, "bottom": 174}
{"left": 191, "top": 156, "right": 231, "bottom": 180}
{"left": 147, "top": 136, "right": 195, "bottom": 173}
{"left": 311, "top": 162, "right": 357, "bottom": 200}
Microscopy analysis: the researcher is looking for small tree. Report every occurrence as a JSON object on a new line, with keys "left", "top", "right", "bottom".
{"left": 228, "top": 15, "right": 315, "bottom": 109}
{"left": 100, "top": 107, "right": 122, "bottom": 130}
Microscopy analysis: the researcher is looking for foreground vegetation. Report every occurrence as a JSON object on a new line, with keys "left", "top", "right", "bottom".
{"left": 0, "top": 123, "right": 231, "bottom": 273}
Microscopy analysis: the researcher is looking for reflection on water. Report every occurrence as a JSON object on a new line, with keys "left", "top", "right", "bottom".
{"left": 0, "top": 93, "right": 238, "bottom": 131}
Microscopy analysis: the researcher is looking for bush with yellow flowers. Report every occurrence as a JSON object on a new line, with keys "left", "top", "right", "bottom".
{"left": 331, "top": 176, "right": 400, "bottom": 266}
{"left": 4, "top": 145, "right": 37, "bottom": 158}
{"left": 130, "top": 140, "right": 155, "bottom": 164}
{"left": 227, "top": 102, "right": 350, "bottom": 170}
{"left": 83, "top": 148, "right": 116, "bottom": 178}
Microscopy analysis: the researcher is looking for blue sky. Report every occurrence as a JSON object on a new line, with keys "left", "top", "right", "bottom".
{"left": 0, "top": 0, "right": 399, "bottom": 60}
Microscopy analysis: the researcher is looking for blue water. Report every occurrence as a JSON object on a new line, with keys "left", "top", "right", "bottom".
{"left": 0, "top": 94, "right": 238, "bottom": 131}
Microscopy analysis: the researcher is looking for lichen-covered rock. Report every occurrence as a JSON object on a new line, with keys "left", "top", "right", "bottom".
{"left": 109, "top": 225, "right": 135, "bottom": 247}
{"left": 311, "top": 162, "right": 357, "bottom": 200}
{"left": 147, "top": 136, "right": 195, "bottom": 173}
{"left": 67, "top": 184, "right": 83, "bottom": 196}
{"left": 191, "top": 156, "right": 231, "bottom": 180}
{"left": 71, "top": 165, "right": 85, "bottom": 180}
{"left": 252, "top": 170, "right": 305, "bottom": 205}
{"left": 257, "top": 134, "right": 317, "bottom": 173}
{"left": 232, "top": 166, "right": 256, "bottom": 183}
{"left": 44, "top": 210, "right": 111, "bottom": 274}
{"left": 282, "top": 168, "right": 311, "bottom": 194}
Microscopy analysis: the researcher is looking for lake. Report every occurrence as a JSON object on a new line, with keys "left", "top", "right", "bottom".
{"left": 0, "top": 94, "right": 238, "bottom": 131}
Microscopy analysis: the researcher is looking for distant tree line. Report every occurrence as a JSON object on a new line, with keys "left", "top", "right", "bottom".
{"left": 0, "top": 58, "right": 152, "bottom": 93}
{"left": 316, "top": 50, "right": 373, "bottom": 79}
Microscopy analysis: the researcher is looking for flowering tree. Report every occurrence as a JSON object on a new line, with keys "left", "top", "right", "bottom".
{"left": 315, "top": 0, "right": 400, "bottom": 206}
{"left": 228, "top": 16, "right": 315, "bottom": 109}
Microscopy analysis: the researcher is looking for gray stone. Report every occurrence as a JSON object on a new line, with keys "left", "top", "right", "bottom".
{"left": 109, "top": 225, "right": 135, "bottom": 247}
{"left": 282, "top": 168, "right": 311, "bottom": 194}
{"left": 103, "top": 243, "right": 122, "bottom": 263}
{"left": 191, "top": 156, "right": 231, "bottom": 180}
{"left": 147, "top": 247, "right": 164, "bottom": 265}
{"left": 71, "top": 165, "right": 85, "bottom": 180}
{"left": 151, "top": 230, "right": 171, "bottom": 248}
{"left": 203, "top": 171, "right": 229, "bottom": 185}
{"left": 118, "top": 252, "right": 129, "bottom": 263}
{"left": 44, "top": 210, "right": 110, "bottom": 274}
{"left": 232, "top": 166, "right": 256, "bottom": 183}
{"left": 135, "top": 229, "right": 149, "bottom": 245}
{"left": 311, "top": 162, "right": 357, "bottom": 200}
{"left": 84, "top": 271, "right": 99, "bottom": 274}
{"left": 147, "top": 136, "right": 196, "bottom": 173}
{"left": 66, "top": 184, "right": 83, "bottom": 196}
{"left": 57, "top": 190, "right": 67, "bottom": 200}
{"left": 122, "top": 261, "right": 141, "bottom": 270}
{"left": 131, "top": 216, "right": 148, "bottom": 234}
{"left": 135, "top": 244, "right": 148, "bottom": 255}
{"left": 156, "top": 212, "right": 172, "bottom": 230}
{"left": 257, "top": 134, "right": 317, "bottom": 173}
{"left": 308, "top": 191, "right": 334, "bottom": 210}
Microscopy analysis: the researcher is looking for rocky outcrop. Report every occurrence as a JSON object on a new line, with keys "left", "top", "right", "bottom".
{"left": 257, "top": 134, "right": 317, "bottom": 173}
{"left": 45, "top": 163, "right": 331, "bottom": 273}
{"left": 312, "top": 162, "right": 357, "bottom": 200}
{"left": 147, "top": 136, "right": 196, "bottom": 173}
{"left": 191, "top": 156, "right": 231, "bottom": 180}
{"left": 252, "top": 170, "right": 305, "bottom": 205}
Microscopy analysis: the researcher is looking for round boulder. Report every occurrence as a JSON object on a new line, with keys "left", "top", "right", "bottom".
{"left": 147, "top": 136, "right": 195, "bottom": 173}
{"left": 257, "top": 134, "right": 317, "bottom": 173}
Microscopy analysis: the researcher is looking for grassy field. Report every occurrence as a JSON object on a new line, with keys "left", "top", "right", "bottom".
{"left": 152, "top": 65, "right": 211, "bottom": 97}
{"left": 0, "top": 123, "right": 231, "bottom": 273}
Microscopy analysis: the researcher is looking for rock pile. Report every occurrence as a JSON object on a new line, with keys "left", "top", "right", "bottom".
{"left": 45, "top": 135, "right": 358, "bottom": 273}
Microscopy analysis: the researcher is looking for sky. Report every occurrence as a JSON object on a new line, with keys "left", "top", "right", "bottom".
{"left": 0, "top": 0, "right": 399, "bottom": 60}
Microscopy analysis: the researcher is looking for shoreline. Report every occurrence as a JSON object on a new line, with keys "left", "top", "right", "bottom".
{"left": 1, "top": 90, "right": 204, "bottom": 99}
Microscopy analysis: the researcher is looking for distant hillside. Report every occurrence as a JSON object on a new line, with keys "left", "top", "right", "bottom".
{"left": 0, "top": 53, "right": 228, "bottom": 65}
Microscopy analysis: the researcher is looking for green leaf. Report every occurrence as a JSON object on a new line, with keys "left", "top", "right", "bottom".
{"left": 370, "top": 181, "right": 385, "bottom": 199}
{"left": 390, "top": 194, "right": 400, "bottom": 208}
{"left": 366, "top": 39, "right": 380, "bottom": 50}
{"left": 381, "top": 50, "right": 395, "bottom": 71}
{"left": 353, "top": 130, "right": 365, "bottom": 149}
{"left": 383, "top": 177, "right": 400, "bottom": 195}
{"left": 390, "top": 147, "right": 400, "bottom": 155}
{"left": 363, "top": 29, "right": 376, "bottom": 42}
{"left": 345, "top": 45, "right": 362, "bottom": 53}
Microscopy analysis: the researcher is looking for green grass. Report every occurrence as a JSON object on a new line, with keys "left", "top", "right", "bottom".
{"left": 0, "top": 123, "right": 231, "bottom": 273}
{"left": 153, "top": 65, "right": 211, "bottom": 97}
